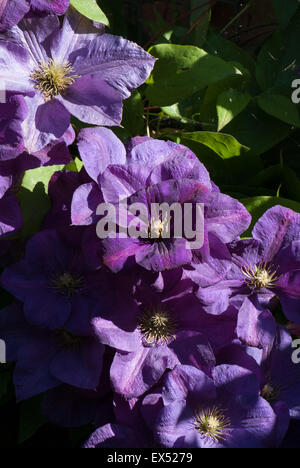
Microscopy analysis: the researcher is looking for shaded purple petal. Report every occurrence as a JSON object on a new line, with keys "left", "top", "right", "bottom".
{"left": 42, "top": 384, "right": 100, "bottom": 429}
{"left": 61, "top": 75, "right": 123, "bottom": 126}
{"left": 252, "top": 205, "right": 300, "bottom": 262}
{"left": 35, "top": 98, "right": 70, "bottom": 139}
{"left": 50, "top": 341, "right": 105, "bottom": 389}
{"left": 71, "top": 33, "right": 156, "bottom": 99}
{"left": 77, "top": 127, "right": 126, "bottom": 183}
{"left": 135, "top": 239, "right": 193, "bottom": 272}
{"left": 0, "top": 191, "right": 22, "bottom": 237}
{"left": 14, "top": 338, "right": 60, "bottom": 401}
{"left": 31, "top": 0, "right": 70, "bottom": 15}
{"left": 83, "top": 424, "right": 140, "bottom": 448}
{"left": 22, "top": 94, "right": 59, "bottom": 153}
{"left": 50, "top": 6, "right": 105, "bottom": 64}
{"left": 103, "top": 237, "right": 148, "bottom": 273}
{"left": 203, "top": 191, "right": 252, "bottom": 243}
{"left": 0, "top": 0, "right": 30, "bottom": 32}
{"left": 0, "top": 94, "right": 27, "bottom": 161}
{"left": 71, "top": 182, "right": 102, "bottom": 226}
{"left": 277, "top": 271, "right": 300, "bottom": 323}
{"left": 100, "top": 164, "right": 150, "bottom": 204}
{"left": 110, "top": 347, "right": 179, "bottom": 398}
{"left": 237, "top": 297, "right": 276, "bottom": 349}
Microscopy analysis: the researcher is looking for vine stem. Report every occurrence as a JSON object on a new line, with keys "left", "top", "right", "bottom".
{"left": 144, "top": 0, "right": 217, "bottom": 49}
{"left": 220, "top": 1, "right": 252, "bottom": 35}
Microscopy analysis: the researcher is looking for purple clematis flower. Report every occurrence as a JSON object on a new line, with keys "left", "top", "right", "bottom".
{"left": 41, "top": 347, "right": 114, "bottom": 428}
{"left": 71, "top": 129, "right": 250, "bottom": 272}
{"left": 189, "top": 206, "right": 300, "bottom": 322}
{"left": 260, "top": 326, "right": 300, "bottom": 419}
{"left": 0, "top": 301, "right": 105, "bottom": 400}
{"left": 0, "top": 228, "right": 136, "bottom": 331}
{"left": 153, "top": 364, "right": 281, "bottom": 448}
{"left": 0, "top": 0, "right": 69, "bottom": 32}
{"left": 0, "top": 7, "right": 155, "bottom": 152}
{"left": 93, "top": 270, "right": 236, "bottom": 398}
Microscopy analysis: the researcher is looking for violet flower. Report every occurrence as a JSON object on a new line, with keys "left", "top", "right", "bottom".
{"left": 0, "top": 1, "right": 69, "bottom": 32}
{"left": 0, "top": 228, "right": 136, "bottom": 330}
{"left": 0, "top": 301, "right": 105, "bottom": 400}
{"left": 154, "top": 364, "right": 281, "bottom": 448}
{"left": 93, "top": 270, "right": 236, "bottom": 398}
{"left": 189, "top": 206, "right": 300, "bottom": 322}
{"left": 0, "top": 7, "right": 155, "bottom": 152}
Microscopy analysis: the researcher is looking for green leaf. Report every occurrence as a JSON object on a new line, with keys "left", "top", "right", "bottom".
{"left": 65, "top": 157, "right": 84, "bottom": 173}
{"left": 70, "top": 0, "right": 109, "bottom": 26}
{"left": 256, "top": 10, "right": 300, "bottom": 92}
{"left": 223, "top": 101, "right": 292, "bottom": 156}
{"left": 18, "top": 165, "right": 64, "bottom": 238}
{"left": 240, "top": 196, "right": 300, "bottom": 236}
{"left": 122, "top": 91, "right": 144, "bottom": 137}
{"left": 204, "top": 30, "right": 256, "bottom": 79}
{"left": 217, "top": 89, "right": 251, "bottom": 130}
{"left": 190, "top": 0, "right": 211, "bottom": 47}
{"left": 179, "top": 131, "right": 249, "bottom": 159}
{"left": 257, "top": 93, "right": 300, "bottom": 127}
{"left": 146, "top": 44, "right": 238, "bottom": 106}
{"left": 21, "top": 166, "right": 65, "bottom": 195}
{"left": 272, "top": 0, "right": 299, "bottom": 28}
{"left": 18, "top": 395, "right": 46, "bottom": 444}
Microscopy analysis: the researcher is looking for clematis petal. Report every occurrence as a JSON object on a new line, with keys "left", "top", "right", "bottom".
{"left": 71, "top": 33, "right": 156, "bottom": 99}
{"left": 252, "top": 205, "right": 300, "bottom": 262}
{"left": 0, "top": 0, "right": 30, "bottom": 32}
{"left": 77, "top": 127, "right": 126, "bottom": 183}
{"left": 61, "top": 75, "right": 123, "bottom": 126}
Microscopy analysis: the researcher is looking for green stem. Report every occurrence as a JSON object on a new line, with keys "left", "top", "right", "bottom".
{"left": 220, "top": 1, "right": 252, "bottom": 35}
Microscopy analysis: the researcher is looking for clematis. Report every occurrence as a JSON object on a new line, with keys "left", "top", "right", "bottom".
{"left": 93, "top": 270, "right": 237, "bottom": 398}
{"left": 0, "top": 7, "right": 155, "bottom": 152}
{"left": 153, "top": 364, "right": 281, "bottom": 448}
{"left": 71, "top": 128, "right": 250, "bottom": 272}
{"left": 0, "top": 0, "right": 69, "bottom": 32}
{"left": 0, "top": 228, "right": 137, "bottom": 331}
{"left": 189, "top": 206, "right": 300, "bottom": 322}
{"left": 41, "top": 348, "right": 114, "bottom": 428}
{"left": 259, "top": 326, "right": 300, "bottom": 419}
{"left": 0, "top": 301, "right": 105, "bottom": 400}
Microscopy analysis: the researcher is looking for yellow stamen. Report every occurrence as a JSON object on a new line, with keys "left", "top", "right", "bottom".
{"left": 50, "top": 272, "right": 83, "bottom": 297}
{"left": 138, "top": 308, "right": 177, "bottom": 345}
{"left": 30, "top": 59, "right": 78, "bottom": 101}
{"left": 148, "top": 213, "right": 170, "bottom": 239}
{"left": 194, "top": 407, "right": 230, "bottom": 442}
{"left": 241, "top": 262, "right": 281, "bottom": 291}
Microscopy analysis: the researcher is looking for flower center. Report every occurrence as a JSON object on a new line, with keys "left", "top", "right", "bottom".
{"left": 50, "top": 272, "right": 83, "bottom": 297}
{"left": 148, "top": 214, "right": 169, "bottom": 239}
{"left": 30, "top": 59, "right": 78, "bottom": 101}
{"left": 194, "top": 407, "right": 230, "bottom": 443}
{"left": 138, "top": 307, "right": 177, "bottom": 345}
{"left": 261, "top": 383, "right": 280, "bottom": 402}
{"left": 241, "top": 262, "right": 280, "bottom": 291}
